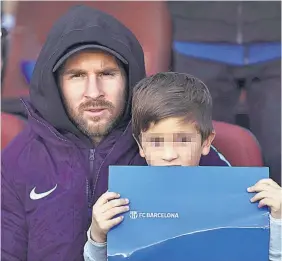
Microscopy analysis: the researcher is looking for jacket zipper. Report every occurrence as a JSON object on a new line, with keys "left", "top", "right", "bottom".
{"left": 87, "top": 149, "right": 95, "bottom": 209}
{"left": 86, "top": 122, "right": 131, "bottom": 209}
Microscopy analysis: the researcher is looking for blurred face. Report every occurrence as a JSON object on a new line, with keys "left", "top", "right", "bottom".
{"left": 138, "top": 117, "right": 215, "bottom": 166}
{"left": 60, "top": 50, "right": 126, "bottom": 144}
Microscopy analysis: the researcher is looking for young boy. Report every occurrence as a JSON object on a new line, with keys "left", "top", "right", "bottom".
{"left": 84, "top": 72, "right": 282, "bottom": 261}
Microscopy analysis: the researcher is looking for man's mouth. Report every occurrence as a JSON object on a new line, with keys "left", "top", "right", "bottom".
{"left": 84, "top": 107, "right": 108, "bottom": 116}
{"left": 86, "top": 108, "right": 107, "bottom": 112}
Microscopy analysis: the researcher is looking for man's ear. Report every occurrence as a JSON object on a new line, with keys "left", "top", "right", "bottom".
{"left": 201, "top": 131, "right": 216, "bottom": 156}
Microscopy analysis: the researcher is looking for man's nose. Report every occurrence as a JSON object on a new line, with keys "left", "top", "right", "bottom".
{"left": 84, "top": 74, "right": 104, "bottom": 99}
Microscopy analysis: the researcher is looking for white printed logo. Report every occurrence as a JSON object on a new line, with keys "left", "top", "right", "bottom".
{"left": 129, "top": 211, "right": 179, "bottom": 219}
{"left": 30, "top": 184, "right": 58, "bottom": 200}
{"left": 129, "top": 211, "right": 138, "bottom": 219}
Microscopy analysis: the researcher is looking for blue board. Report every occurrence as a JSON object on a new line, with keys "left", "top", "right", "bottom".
{"left": 108, "top": 166, "right": 270, "bottom": 261}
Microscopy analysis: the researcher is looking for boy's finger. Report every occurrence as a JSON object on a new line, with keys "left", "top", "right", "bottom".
{"left": 104, "top": 205, "right": 130, "bottom": 220}
{"left": 252, "top": 178, "right": 280, "bottom": 188}
{"left": 95, "top": 192, "right": 120, "bottom": 206}
{"left": 101, "top": 198, "right": 129, "bottom": 213}
{"left": 247, "top": 183, "right": 270, "bottom": 193}
{"left": 250, "top": 191, "right": 268, "bottom": 203}
{"left": 258, "top": 198, "right": 273, "bottom": 209}
{"left": 106, "top": 216, "right": 124, "bottom": 230}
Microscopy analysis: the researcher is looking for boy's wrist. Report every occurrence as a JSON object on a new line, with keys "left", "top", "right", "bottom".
{"left": 270, "top": 210, "right": 282, "bottom": 220}
{"left": 87, "top": 227, "right": 107, "bottom": 247}
{"left": 270, "top": 213, "right": 282, "bottom": 223}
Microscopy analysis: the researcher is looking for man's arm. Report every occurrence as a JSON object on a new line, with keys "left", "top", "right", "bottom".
{"left": 1, "top": 162, "right": 28, "bottom": 261}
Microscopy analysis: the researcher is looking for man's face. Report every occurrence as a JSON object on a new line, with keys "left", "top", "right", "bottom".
{"left": 138, "top": 117, "right": 215, "bottom": 166}
{"left": 60, "top": 50, "right": 126, "bottom": 143}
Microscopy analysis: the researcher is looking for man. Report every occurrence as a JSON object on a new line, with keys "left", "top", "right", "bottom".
{"left": 1, "top": 5, "right": 229, "bottom": 261}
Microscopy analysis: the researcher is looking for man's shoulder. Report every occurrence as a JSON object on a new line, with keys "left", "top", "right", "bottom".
{"left": 2, "top": 125, "right": 40, "bottom": 170}
{"left": 200, "top": 145, "right": 231, "bottom": 167}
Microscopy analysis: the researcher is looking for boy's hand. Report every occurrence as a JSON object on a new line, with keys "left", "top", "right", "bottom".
{"left": 248, "top": 178, "right": 282, "bottom": 219}
{"left": 90, "top": 191, "right": 130, "bottom": 243}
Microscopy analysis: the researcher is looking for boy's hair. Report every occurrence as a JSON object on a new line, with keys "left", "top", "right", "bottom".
{"left": 132, "top": 72, "right": 213, "bottom": 142}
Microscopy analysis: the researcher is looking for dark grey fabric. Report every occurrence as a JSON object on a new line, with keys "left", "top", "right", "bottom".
{"left": 168, "top": 1, "right": 281, "bottom": 44}
{"left": 247, "top": 60, "right": 281, "bottom": 185}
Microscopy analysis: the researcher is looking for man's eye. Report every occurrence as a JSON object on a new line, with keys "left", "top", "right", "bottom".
{"left": 99, "top": 71, "right": 116, "bottom": 77}
{"left": 70, "top": 73, "right": 85, "bottom": 79}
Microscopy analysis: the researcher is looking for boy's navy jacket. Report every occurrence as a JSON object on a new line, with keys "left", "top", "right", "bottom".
{"left": 108, "top": 166, "right": 270, "bottom": 261}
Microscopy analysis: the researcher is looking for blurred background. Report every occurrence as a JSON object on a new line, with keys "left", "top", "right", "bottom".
{"left": 1, "top": 1, "right": 281, "bottom": 184}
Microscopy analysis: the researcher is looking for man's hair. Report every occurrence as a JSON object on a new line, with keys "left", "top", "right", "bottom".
{"left": 132, "top": 72, "right": 213, "bottom": 142}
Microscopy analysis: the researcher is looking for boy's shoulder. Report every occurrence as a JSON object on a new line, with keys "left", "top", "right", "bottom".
{"left": 199, "top": 145, "right": 231, "bottom": 167}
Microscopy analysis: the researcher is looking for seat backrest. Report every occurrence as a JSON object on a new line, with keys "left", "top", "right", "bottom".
{"left": 2, "top": 1, "right": 172, "bottom": 98}
{"left": 212, "top": 121, "right": 263, "bottom": 166}
{"left": 1, "top": 113, "right": 26, "bottom": 150}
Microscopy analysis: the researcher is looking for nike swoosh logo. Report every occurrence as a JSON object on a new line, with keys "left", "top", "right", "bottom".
{"left": 30, "top": 184, "right": 58, "bottom": 200}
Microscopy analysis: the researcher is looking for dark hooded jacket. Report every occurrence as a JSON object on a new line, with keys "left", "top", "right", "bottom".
{"left": 1, "top": 5, "right": 229, "bottom": 261}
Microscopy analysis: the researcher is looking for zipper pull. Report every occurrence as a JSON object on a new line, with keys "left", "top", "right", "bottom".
{"left": 89, "top": 149, "right": 95, "bottom": 161}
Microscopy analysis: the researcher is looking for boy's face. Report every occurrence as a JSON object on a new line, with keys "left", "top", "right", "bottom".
{"left": 138, "top": 117, "right": 215, "bottom": 166}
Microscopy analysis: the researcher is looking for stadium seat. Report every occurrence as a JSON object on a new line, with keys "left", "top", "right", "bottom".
{"left": 213, "top": 121, "right": 263, "bottom": 167}
{"left": 1, "top": 112, "right": 26, "bottom": 150}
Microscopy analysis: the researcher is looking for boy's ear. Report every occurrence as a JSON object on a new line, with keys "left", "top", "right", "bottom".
{"left": 201, "top": 130, "right": 216, "bottom": 156}
{"left": 133, "top": 134, "right": 146, "bottom": 158}
{"left": 139, "top": 145, "right": 146, "bottom": 158}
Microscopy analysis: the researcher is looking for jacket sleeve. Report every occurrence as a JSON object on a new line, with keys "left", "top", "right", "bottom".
{"left": 269, "top": 215, "right": 282, "bottom": 261}
{"left": 83, "top": 228, "right": 107, "bottom": 261}
{"left": 1, "top": 162, "right": 28, "bottom": 261}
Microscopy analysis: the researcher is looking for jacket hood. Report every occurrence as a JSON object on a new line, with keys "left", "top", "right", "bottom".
{"left": 29, "top": 5, "right": 145, "bottom": 142}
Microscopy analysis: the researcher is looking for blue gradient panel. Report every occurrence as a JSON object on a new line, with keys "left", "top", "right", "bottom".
{"left": 174, "top": 41, "right": 281, "bottom": 65}
{"left": 21, "top": 60, "right": 36, "bottom": 84}
{"left": 108, "top": 166, "right": 270, "bottom": 261}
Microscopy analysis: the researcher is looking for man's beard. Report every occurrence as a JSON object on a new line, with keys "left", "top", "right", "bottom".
{"left": 65, "top": 98, "right": 124, "bottom": 140}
